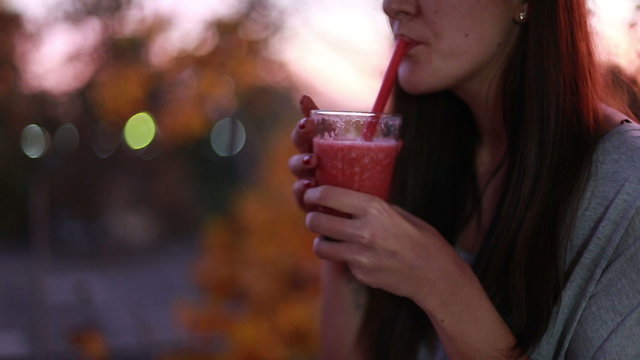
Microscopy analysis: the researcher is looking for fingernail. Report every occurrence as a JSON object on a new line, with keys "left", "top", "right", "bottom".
{"left": 298, "top": 118, "right": 307, "bottom": 130}
{"left": 300, "top": 95, "right": 310, "bottom": 108}
{"left": 303, "top": 179, "right": 314, "bottom": 188}
{"left": 302, "top": 154, "right": 313, "bottom": 166}
{"left": 300, "top": 95, "right": 319, "bottom": 117}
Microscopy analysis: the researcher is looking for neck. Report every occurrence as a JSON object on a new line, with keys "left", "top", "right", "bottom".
{"left": 453, "top": 81, "right": 508, "bottom": 253}
{"left": 454, "top": 79, "right": 507, "bottom": 164}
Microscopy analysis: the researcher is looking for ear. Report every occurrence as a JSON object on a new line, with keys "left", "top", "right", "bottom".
{"left": 513, "top": 1, "right": 529, "bottom": 24}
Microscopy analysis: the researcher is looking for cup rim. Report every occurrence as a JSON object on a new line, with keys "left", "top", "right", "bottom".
{"left": 310, "top": 109, "right": 401, "bottom": 118}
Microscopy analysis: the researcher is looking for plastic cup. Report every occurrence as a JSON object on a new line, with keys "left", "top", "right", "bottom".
{"left": 311, "top": 110, "right": 402, "bottom": 201}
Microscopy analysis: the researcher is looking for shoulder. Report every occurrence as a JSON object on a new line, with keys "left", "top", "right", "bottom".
{"left": 578, "top": 121, "right": 640, "bottom": 220}
{"left": 590, "top": 121, "right": 640, "bottom": 184}
{"left": 531, "top": 122, "right": 640, "bottom": 359}
{"left": 567, "top": 121, "right": 640, "bottom": 269}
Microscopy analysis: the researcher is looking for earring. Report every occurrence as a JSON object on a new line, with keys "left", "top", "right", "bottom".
{"left": 518, "top": 11, "right": 527, "bottom": 22}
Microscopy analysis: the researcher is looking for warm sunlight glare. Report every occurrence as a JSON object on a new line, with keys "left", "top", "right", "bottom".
{"left": 589, "top": 0, "right": 639, "bottom": 72}
{"left": 5, "top": 0, "right": 638, "bottom": 99}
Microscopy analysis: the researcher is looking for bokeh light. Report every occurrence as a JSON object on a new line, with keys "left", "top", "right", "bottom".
{"left": 53, "top": 122, "right": 80, "bottom": 154}
{"left": 21, "top": 124, "right": 50, "bottom": 159}
{"left": 210, "top": 117, "right": 246, "bottom": 157}
{"left": 93, "top": 122, "right": 120, "bottom": 159}
{"left": 123, "top": 112, "right": 157, "bottom": 150}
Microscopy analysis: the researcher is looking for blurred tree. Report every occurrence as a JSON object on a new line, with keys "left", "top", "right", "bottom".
{"left": 62, "top": 0, "right": 132, "bottom": 22}
{"left": 0, "top": 7, "right": 30, "bottom": 243}
{"left": 0, "top": 0, "right": 300, "bottom": 251}
{"left": 175, "top": 131, "right": 320, "bottom": 360}
{"left": 1, "top": 0, "right": 319, "bottom": 356}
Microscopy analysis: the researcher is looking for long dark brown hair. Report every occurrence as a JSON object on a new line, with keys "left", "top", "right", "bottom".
{"left": 359, "top": 0, "right": 636, "bottom": 357}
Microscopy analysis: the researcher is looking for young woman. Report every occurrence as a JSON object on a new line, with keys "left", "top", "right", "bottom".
{"left": 289, "top": 0, "right": 640, "bottom": 358}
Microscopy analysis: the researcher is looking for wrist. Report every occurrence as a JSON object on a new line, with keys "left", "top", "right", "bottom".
{"left": 413, "top": 251, "right": 476, "bottom": 314}
{"left": 413, "top": 257, "right": 521, "bottom": 359}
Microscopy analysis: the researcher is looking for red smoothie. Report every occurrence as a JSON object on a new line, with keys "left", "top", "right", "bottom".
{"left": 313, "top": 137, "right": 400, "bottom": 200}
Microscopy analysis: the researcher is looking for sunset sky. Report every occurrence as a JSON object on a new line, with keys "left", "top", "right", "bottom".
{"left": 5, "top": 0, "right": 639, "bottom": 110}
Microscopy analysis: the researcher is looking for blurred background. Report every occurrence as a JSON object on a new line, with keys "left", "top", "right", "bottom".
{"left": 0, "top": 0, "right": 638, "bottom": 359}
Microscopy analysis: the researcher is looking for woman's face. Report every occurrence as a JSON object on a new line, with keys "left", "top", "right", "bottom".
{"left": 383, "top": 0, "right": 523, "bottom": 97}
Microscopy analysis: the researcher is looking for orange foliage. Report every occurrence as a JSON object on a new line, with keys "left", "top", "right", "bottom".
{"left": 156, "top": 92, "right": 209, "bottom": 147}
{"left": 90, "top": 62, "right": 153, "bottom": 127}
{"left": 69, "top": 327, "right": 110, "bottom": 360}
{"left": 177, "top": 130, "right": 321, "bottom": 359}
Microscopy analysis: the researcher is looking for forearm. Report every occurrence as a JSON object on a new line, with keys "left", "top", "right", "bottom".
{"left": 416, "top": 259, "right": 528, "bottom": 360}
{"left": 319, "top": 260, "right": 367, "bottom": 360}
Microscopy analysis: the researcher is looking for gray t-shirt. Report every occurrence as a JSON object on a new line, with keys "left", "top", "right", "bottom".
{"left": 420, "top": 122, "right": 640, "bottom": 359}
{"left": 531, "top": 121, "right": 640, "bottom": 359}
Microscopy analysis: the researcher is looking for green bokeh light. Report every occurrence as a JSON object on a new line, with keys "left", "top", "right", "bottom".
{"left": 124, "top": 112, "right": 156, "bottom": 150}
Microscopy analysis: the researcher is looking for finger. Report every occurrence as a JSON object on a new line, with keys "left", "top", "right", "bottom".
{"left": 306, "top": 211, "right": 363, "bottom": 243}
{"left": 288, "top": 153, "right": 317, "bottom": 178}
{"left": 291, "top": 95, "right": 319, "bottom": 153}
{"left": 304, "top": 185, "right": 378, "bottom": 217}
{"left": 291, "top": 117, "right": 316, "bottom": 153}
{"left": 299, "top": 95, "right": 319, "bottom": 117}
{"left": 293, "top": 178, "right": 316, "bottom": 211}
{"left": 313, "top": 236, "right": 361, "bottom": 263}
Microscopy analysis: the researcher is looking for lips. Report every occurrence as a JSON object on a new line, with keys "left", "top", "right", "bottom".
{"left": 394, "top": 34, "right": 421, "bottom": 50}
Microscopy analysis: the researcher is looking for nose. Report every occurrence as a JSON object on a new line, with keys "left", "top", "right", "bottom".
{"left": 383, "top": 0, "right": 417, "bottom": 20}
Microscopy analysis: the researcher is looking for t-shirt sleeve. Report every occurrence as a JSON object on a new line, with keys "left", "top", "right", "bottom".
{"left": 566, "top": 206, "right": 640, "bottom": 359}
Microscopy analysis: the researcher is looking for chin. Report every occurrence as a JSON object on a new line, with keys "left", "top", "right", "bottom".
{"left": 398, "top": 76, "right": 440, "bottom": 95}
{"left": 397, "top": 65, "right": 443, "bottom": 95}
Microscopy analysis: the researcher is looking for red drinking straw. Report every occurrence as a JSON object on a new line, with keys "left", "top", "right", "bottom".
{"left": 363, "top": 38, "right": 410, "bottom": 141}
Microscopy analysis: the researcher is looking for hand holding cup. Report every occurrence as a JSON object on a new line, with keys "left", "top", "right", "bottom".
{"left": 290, "top": 95, "right": 319, "bottom": 211}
